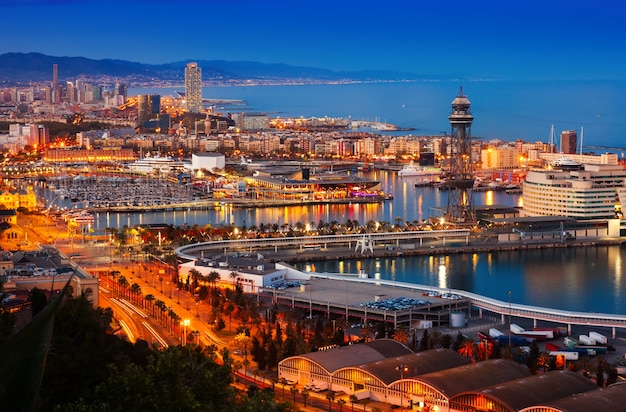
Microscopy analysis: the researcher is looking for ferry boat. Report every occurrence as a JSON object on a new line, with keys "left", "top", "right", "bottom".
{"left": 398, "top": 161, "right": 442, "bottom": 178}
{"left": 126, "top": 156, "right": 191, "bottom": 175}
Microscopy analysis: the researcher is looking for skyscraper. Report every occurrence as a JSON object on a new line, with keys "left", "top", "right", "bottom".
{"left": 184, "top": 62, "right": 202, "bottom": 113}
{"left": 52, "top": 64, "right": 58, "bottom": 88}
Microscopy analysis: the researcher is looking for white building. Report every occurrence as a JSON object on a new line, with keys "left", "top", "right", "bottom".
{"left": 522, "top": 164, "right": 626, "bottom": 220}
{"left": 191, "top": 152, "right": 225, "bottom": 172}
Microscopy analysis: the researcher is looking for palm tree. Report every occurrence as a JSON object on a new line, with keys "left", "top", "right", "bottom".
{"left": 326, "top": 390, "right": 336, "bottom": 411}
{"left": 337, "top": 398, "right": 347, "bottom": 412}
{"left": 391, "top": 327, "right": 409, "bottom": 345}
{"left": 117, "top": 275, "right": 129, "bottom": 298}
{"left": 279, "top": 377, "right": 288, "bottom": 399}
{"left": 290, "top": 386, "right": 299, "bottom": 403}
{"left": 154, "top": 299, "right": 166, "bottom": 323}
{"left": 537, "top": 352, "right": 551, "bottom": 372}
{"left": 349, "top": 394, "right": 359, "bottom": 412}
{"left": 144, "top": 294, "right": 155, "bottom": 316}
{"left": 229, "top": 271, "right": 238, "bottom": 287}
{"left": 207, "top": 270, "right": 220, "bottom": 292}
{"left": 130, "top": 283, "right": 142, "bottom": 305}
{"left": 301, "top": 388, "right": 310, "bottom": 407}
{"left": 458, "top": 338, "right": 477, "bottom": 360}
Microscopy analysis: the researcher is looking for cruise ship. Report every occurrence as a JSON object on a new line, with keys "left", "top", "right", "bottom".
{"left": 398, "top": 161, "right": 442, "bottom": 178}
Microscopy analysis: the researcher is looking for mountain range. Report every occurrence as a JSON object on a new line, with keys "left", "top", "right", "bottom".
{"left": 0, "top": 52, "right": 421, "bottom": 85}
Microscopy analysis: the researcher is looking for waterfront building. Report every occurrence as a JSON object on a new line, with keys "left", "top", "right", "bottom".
{"left": 0, "top": 186, "right": 37, "bottom": 211}
{"left": 43, "top": 147, "right": 136, "bottom": 163}
{"left": 522, "top": 163, "right": 626, "bottom": 220}
{"left": 278, "top": 343, "right": 613, "bottom": 411}
{"left": 191, "top": 152, "right": 225, "bottom": 172}
{"left": 560, "top": 129, "right": 577, "bottom": 154}
{"left": 481, "top": 145, "right": 521, "bottom": 170}
{"left": 184, "top": 62, "right": 202, "bottom": 113}
{"left": 538, "top": 151, "right": 618, "bottom": 166}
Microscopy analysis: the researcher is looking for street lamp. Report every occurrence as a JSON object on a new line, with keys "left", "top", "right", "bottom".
{"left": 396, "top": 364, "right": 409, "bottom": 409}
{"left": 181, "top": 318, "right": 190, "bottom": 346}
{"left": 507, "top": 290, "right": 513, "bottom": 348}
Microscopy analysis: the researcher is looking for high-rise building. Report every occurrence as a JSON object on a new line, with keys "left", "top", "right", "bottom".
{"left": 52, "top": 64, "right": 58, "bottom": 88}
{"left": 29, "top": 124, "right": 50, "bottom": 148}
{"left": 185, "top": 62, "right": 203, "bottom": 113}
{"left": 560, "top": 130, "right": 577, "bottom": 154}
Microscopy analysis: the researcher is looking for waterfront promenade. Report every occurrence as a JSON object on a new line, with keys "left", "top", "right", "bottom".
{"left": 176, "top": 233, "right": 626, "bottom": 341}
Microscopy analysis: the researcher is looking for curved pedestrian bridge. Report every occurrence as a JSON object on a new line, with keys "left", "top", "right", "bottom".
{"left": 175, "top": 229, "right": 471, "bottom": 258}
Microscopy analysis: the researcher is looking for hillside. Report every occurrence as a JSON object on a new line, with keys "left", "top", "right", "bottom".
{"left": 0, "top": 52, "right": 418, "bottom": 85}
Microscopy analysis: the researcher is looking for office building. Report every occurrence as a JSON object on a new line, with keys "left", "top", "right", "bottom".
{"left": 560, "top": 130, "right": 577, "bottom": 154}
{"left": 184, "top": 62, "right": 203, "bottom": 113}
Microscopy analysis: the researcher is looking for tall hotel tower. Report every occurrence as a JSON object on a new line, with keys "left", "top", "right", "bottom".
{"left": 184, "top": 62, "right": 203, "bottom": 113}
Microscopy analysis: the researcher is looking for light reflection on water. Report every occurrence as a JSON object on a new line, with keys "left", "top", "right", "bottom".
{"left": 295, "top": 246, "right": 626, "bottom": 315}
{"left": 31, "top": 172, "right": 626, "bottom": 314}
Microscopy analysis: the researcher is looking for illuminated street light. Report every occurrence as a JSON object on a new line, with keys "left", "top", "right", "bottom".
{"left": 396, "top": 364, "right": 410, "bottom": 409}
{"left": 181, "top": 319, "right": 190, "bottom": 346}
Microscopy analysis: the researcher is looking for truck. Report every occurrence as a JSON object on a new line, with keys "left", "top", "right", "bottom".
{"left": 549, "top": 350, "right": 580, "bottom": 361}
{"left": 589, "top": 331, "right": 608, "bottom": 345}
{"left": 489, "top": 328, "right": 504, "bottom": 338}
{"left": 496, "top": 335, "right": 533, "bottom": 347}
{"left": 353, "top": 390, "right": 370, "bottom": 400}
{"left": 578, "top": 335, "right": 596, "bottom": 346}
{"left": 510, "top": 324, "right": 553, "bottom": 340}
{"left": 312, "top": 382, "right": 328, "bottom": 392}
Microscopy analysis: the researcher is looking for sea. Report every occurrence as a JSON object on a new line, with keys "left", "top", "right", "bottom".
{"left": 130, "top": 79, "right": 626, "bottom": 150}
{"left": 55, "top": 80, "right": 626, "bottom": 315}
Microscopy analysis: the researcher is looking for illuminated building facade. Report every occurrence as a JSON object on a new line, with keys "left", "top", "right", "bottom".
{"left": 522, "top": 163, "right": 626, "bottom": 219}
{"left": 184, "top": 62, "right": 203, "bottom": 113}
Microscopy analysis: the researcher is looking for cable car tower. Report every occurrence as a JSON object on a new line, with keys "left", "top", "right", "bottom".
{"left": 445, "top": 86, "right": 476, "bottom": 225}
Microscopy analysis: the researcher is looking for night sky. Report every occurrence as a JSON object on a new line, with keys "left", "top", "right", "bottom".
{"left": 2, "top": 0, "right": 625, "bottom": 80}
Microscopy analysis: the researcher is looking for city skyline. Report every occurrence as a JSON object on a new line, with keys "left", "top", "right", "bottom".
{"left": 2, "top": 0, "right": 625, "bottom": 81}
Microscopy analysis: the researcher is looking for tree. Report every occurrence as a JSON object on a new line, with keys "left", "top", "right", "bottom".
{"left": 326, "top": 390, "right": 336, "bottom": 411}
{"left": 337, "top": 398, "right": 347, "bottom": 412}
{"left": 28, "top": 287, "right": 48, "bottom": 317}
{"left": 279, "top": 377, "right": 288, "bottom": 399}
{"left": 144, "top": 294, "right": 155, "bottom": 316}
{"left": 290, "top": 385, "right": 299, "bottom": 403}
{"left": 349, "top": 394, "right": 359, "bottom": 412}
{"left": 537, "top": 352, "right": 550, "bottom": 372}
{"left": 458, "top": 338, "right": 477, "bottom": 360}
{"left": 391, "top": 327, "right": 409, "bottom": 345}
{"left": 301, "top": 388, "right": 310, "bottom": 407}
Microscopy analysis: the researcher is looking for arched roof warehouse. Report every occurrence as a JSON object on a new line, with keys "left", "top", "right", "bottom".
{"left": 298, "top": 339, "right": 413, "bottom": 374}
{"left": 358, "top": 348, "right": 470, "bottom": 386}
{"left": 519, "top": 382, "right": 626, "bottom": 412}
{"left": 450, "top": 370, "right": 597, "bottom": 412}
{"left": 278, "top": 339, "right": 412, "bottom": 386}
{"left": 415, "top": 358, "right": 532, "bottom": 398}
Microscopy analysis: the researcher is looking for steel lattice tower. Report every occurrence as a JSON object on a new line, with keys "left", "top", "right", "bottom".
{"left": 445, "top": 86, "right": 475, "bottom": 225}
